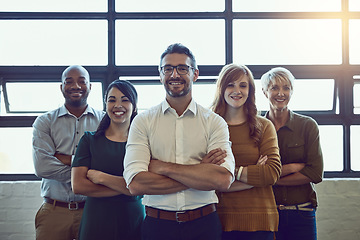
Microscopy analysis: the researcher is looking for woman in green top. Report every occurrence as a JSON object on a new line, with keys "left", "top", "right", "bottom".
{"left": 261, "top": 67, "right": 324, "bottom": 240}
{"left": 71, "top": 80, "right": 144, "bottom": 240}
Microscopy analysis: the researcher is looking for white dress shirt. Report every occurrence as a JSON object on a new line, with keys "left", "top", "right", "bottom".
{"left": 124, "top": 99, "right": 235, "bottom": 211}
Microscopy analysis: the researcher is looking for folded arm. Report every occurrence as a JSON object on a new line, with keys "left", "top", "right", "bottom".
{"left": 276, "top": 163, "right": 311, "bottom": 186}
{"left": 149, "top": 160, "right": 233, "bottom": 192}
{"left": 86, "top": 169, "right": 131, "bottom": 196}
{"left": 32, "top": 120, "right": 71, "bottom": 182}
{"left": 71, "top": 166, "right": 123, "bottom": 197}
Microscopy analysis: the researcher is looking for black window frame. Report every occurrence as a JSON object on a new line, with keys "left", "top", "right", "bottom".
{"left": 1, "top": 0, "right": 360, "bottom": 180}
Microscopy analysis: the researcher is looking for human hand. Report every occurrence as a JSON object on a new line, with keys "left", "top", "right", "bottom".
{"left": 148, "top": 159, "right": 168, "bottom": 175}
{"left": 256, "top": 155, "right": 268, "bottom": 165}
{"left": 87, "top": 169, "right": 104, "bottom": 184}
{"left": 54, "top": 153, "right": 72, "bottom": 166}
{"left": 201, "top": 148, "right": 226, "bottom": 165}
{"left": 280, "top": 163, "right": 305, "bottom": 177}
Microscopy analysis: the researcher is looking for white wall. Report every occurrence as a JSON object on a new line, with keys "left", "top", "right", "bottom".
{"left": 0, "top": 179, "right": 359, "bottom": 240}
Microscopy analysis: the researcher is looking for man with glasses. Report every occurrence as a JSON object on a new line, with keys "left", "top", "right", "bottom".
{"left": 32, "top": 65, "right": 104, "bottom": 240}
{"left": 123, "top": 43, "right": 235, "bottom": 240}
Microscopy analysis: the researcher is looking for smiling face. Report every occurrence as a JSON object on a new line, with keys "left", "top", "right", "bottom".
{"left": 61, "top": 66, "right": 91, "bottom": 108}
{"left": 106, "top": 87, "right": 134, "bottom": 125}
{"left": 159, "top": 53, "right": 198, "bottom": 99}
{"left": 264, "top": 79, "right": 293, "bottom": 112}
{"left": 224, "top": 76, "right": 249, "bottom": 110}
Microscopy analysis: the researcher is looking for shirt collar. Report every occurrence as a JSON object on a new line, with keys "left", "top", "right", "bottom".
{"left": 265, "top": 110, "right": 295, "bottom": 131}
{"left": 58, "top": 104, "right": 95, "bottom": 118}
{"left": 161, "top": 99, "right": 197, "bottom": 116}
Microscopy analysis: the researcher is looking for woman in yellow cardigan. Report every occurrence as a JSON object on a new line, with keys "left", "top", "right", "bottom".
{"left": 212, "top": 64, "right": 281, "bottom": 240}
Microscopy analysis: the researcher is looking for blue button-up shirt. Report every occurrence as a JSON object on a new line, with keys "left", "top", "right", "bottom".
{"left": 32, "top": 104, "right": 104, "bottom": 202}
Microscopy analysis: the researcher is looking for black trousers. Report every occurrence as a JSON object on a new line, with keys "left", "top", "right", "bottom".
{"left": 141, "top": 211, "right": 222, "bottom": 240}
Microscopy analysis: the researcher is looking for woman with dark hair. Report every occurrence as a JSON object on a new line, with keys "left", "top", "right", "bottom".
{"left": 212, "top": 64, "right": 281, "bottom": 240}
{"left": 71, "top": 79, "right": 144, "bottom": 240}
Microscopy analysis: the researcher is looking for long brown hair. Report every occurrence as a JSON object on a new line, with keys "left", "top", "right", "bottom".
{"left": 211, "top": 64, "right": 262, "bottom": 145}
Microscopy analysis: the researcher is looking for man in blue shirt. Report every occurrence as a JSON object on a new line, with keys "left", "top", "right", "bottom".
{"left": 32, "top": 65, "right": 104, "bottom": 240}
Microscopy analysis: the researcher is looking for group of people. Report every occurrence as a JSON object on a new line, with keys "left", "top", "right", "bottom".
{"left": 32, "top": 43, "right": 323, "bottom": 240}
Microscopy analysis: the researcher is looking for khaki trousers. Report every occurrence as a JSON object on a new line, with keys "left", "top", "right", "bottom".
{"left": 35, "top": 202, "right": 83, "bottom": 240}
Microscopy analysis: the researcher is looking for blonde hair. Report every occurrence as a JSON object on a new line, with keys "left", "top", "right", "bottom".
{"left": 260, "top": 67, "right": 295, "bottom": 91}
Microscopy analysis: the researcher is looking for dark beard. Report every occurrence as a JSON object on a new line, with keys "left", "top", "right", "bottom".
{"left": 65, "top": 97, "right": 87, "bottom": 108}
{"left": 164, "top": 79, "right": 191, "bottom": 98}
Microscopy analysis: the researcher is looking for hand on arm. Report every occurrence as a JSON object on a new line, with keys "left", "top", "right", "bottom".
{"left": 276, "top": 163, "right": 311, "bottom": 186}
{"left": 54, "top": 153, "right": 72, "bottom": 166}
{"left": 129, "top": 149, "right": 228, "bottom": 195}
{"left": 280, "top": 163, "right": 305, "bottom": 177}
{"left": 276, "top": 171, "right": 312, "bottom": 186}
{"left": 149, "top": 159, "right": 232, "bottom": 192}
{"left": 71, "top": 166, "right": 122, "bottom": 197}
{"left": 128, "top": 171, "right": 188, "bottom": 196}
{"left": 87, "top": 169, "right": 131, "bottom": 196}
{"left": 238, "top": 155, "right": 268, "bottom": 183}
{"left": 201, "top": 148, "right": 227, "bottom": 165}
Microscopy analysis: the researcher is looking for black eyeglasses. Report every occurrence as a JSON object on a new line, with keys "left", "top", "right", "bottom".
{"left": 159, "top": 65, "right": 195, "bottom": 76}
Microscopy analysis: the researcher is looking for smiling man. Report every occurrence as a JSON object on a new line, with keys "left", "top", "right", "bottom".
{"left": 123, "top": 43, "right": 235, "bottom": 240}
{"left": 32, "top": 65, "right": 104, "bottom": 240}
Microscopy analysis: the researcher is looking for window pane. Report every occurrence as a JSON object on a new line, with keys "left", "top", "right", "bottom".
{"left": 132, "top": 82, "right": 164, "bottom": 112}
{"left": 0, "top": 128, "right": 33, "bottom": 174}
{"left": 4, "top": 82, "right": 103, "bottom": 115}
{"left": 233, "top": 20, "right": 342, "bottom": 65}
{"left": 353, "top": 81, "right": 360, "bottom": 114}
{"left": 233, "top": 0, "right": 341, "bottom": 12}
{"left": 116, "top": 20, "right": 225, "bottom": 65}
{"left": 349, "top": 20, "right": 360, "bottom": 64}
{"left": 319, "top": 125, "right": 343, "bottom": 171}
{"left": 0, "top": 20, "right": 108, "bottom": 66}
{"left": 349, "top": 0, "right": 360, "bottom": 11}
{"left": 255, "top": 79, "right": 335, "bottom": 111}
{"left": 350, "top": 126, "right": 360, "bottom": 171}
{"left": 0, "top": 0, "right": 107, "bottom": 12}
{"left": 116, "top": 0, "right": 223, "bottom": 12}
{"left": 193, "top": 82, "right": 217, "bottom": 109}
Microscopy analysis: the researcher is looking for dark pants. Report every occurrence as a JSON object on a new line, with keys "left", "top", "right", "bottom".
{"left": 141, "top": 211, "right": 222, "bottom": 240}
{"left": 222, "top": 231, "right": 274, "bottom": 240}
{"left": 276, "top": 208, "right": 317, "bottom": 240}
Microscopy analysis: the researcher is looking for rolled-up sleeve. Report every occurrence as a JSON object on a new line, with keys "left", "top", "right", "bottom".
{"left": 299, "top": 118, "right": 323, "bottom": 184}
{"left": 123, "top": 114, "right": 151, "bottom": 187}
{"left": 32, "top": 116, "right": 71, "bottom": 183}
{"left": 208, "top": 114, "right": 235, "bottom": 182}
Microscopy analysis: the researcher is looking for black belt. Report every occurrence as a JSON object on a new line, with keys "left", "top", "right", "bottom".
{"left": 44, "top": 197, "right": 85, "bottom": 210}
{"left": 145, "top": 204, "right": 216, "bottom": 223}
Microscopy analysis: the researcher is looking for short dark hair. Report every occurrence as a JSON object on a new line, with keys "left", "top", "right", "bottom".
{"left": 95, "top": 79, "right": 138, "bottom": 137}
{"left": 160, "top": 43, "right": 197, "bottom": 69}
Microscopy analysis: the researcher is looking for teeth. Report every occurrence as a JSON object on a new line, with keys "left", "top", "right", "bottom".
{"left": 114, "top": 112, "right": 124, "bottom": 116}
{"left": 169, "top": 82, "right": 182, "bottom": 85}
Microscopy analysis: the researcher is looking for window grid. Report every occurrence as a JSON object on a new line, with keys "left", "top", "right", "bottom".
{"left": 0, "top": 0, "right": 360, "bottom": 180}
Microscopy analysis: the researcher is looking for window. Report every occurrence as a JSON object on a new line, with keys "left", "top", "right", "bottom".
{"left": 3, "top": 82, "right": 103, "bottom": 114}
{"left": 0, "top": 20, "right": 108, "bottom": 66}
{"left": 1, "top": 0, "right": 359, "bottom": 179}
{"left": 233, "top": 20, "right": 342, "bottom": 65}
{"left": 115, "top": 20, "right": 225, "bottom": 66}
